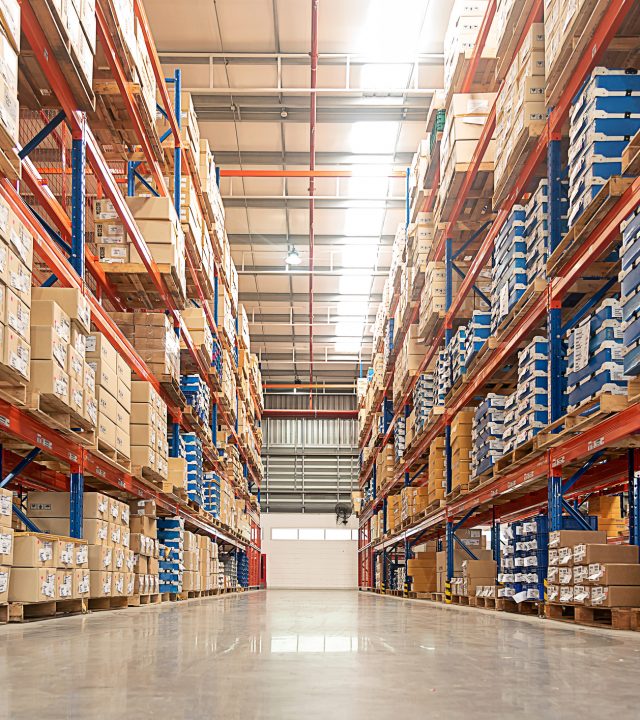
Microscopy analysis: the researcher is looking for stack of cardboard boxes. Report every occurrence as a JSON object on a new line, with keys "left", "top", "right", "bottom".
{"left": 588, "top": 496, "right": 627, "bottom": 539}
{"left": 408, "top": 550, "right": 438, "bottom": 593}
{"left": 385, "top": 495, "right": 402, "bottom": 534}
{"left": 428, "top": 436, "right": 446, "bottom": 506}
{"left": 0, "top": 487, "right": 13, "bottom": 603}
{"left": 375, "top": 445, "right": 395, "bottom": 493}
{"left": 130, "top": 380, "right": 169, "bottom": 480}
{"left": 26, "top": 491, "right": 132, "bottom": 600}
{"left": 86, "top": 332, "right": 131, "bottom": 460}
{"left": 30, "top": 288, "right": 95, "bottom": 428}
{"left": 129, "top": 498, "right": 159, "bottom": 596}
{"left": 0, "top": 0, "right": 19, "bottom": 156}
{"left": 450, "top": 408, "right": 474, "bottom": 494}
{"left": 401, "top": 486, "right": 429, "bottom": 523}
{"left": 437, "top": 529, "right": 493, "bottom": 593}
{"left": 493, "top": 24, "right": 545, "bottom": 202}
{"left": 9, "top": 532, "right": 90, "bottom": 603}
{"left": 393, "top": 326, "right": 423, "bottom": 404}
{"left": 0, "top": 196, "right": 33, "bottom": 384}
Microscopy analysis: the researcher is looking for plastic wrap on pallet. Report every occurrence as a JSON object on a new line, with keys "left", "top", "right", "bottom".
{"left": 568, "top": 68, "right": 640, "bottom": 228}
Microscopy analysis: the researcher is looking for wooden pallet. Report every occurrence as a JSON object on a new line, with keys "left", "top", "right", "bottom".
{"left": 133, "top": 464, "right": 168, "bottom": 488}
{"left": 547, "top": 176, "right": 634, "bottom": 277}
{"left": 445, "top": 49, "right": 498, "bottom": 106}
{"left": 8, "top": 598, "right": 88, "bottom": 622}
{"left": 127, "top": 593, "right": 162, "bottom": 607}
{"left": 102, "top": 263, "right": 186, "bottom": 311}
{"left": 25, "top": 390, "right": 96, "bottom": 448}
{"left": 94, "top": 440, "right": 132, "bottom": 473}
{"left": 445, "top": 485, "right": 468, "bottom": 501}
{"left": 622, "top": 127, "right": 640, "bottom": 176}
{"left": 494, "top": 0, "right": 538, "bottom": 81}
{"left": 496, "top": 598, "right": 542, "bottom": 616}
{"left": 535, "top": 393, "right": 629, "bottom": 451}
{"left": 0, "top": 365, "right": 28, "bottom": 407}
{"left": 159, "top": 375, "right": 186, "bottom": 410}
{"left": 450, "top": 594, "right": 470, "bottom": 606}
{"left": 495, "top": 277, "right": 547, "bottom": 338}
{"left": 474, "top": 596, "right": 498, "bottom": 610}
{"left": 435, "top": 160, "right": 495, "bottom": 227}
{"left": 88, "top": 596, "right": 130, "bottom": 611}
{"left": 545, "top": 602, "right": 637, "bottom": 630}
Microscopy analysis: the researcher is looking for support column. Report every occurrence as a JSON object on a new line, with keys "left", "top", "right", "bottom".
{"left": 629, "top": 449, "right": 640, "bottom": 549}
{"left": 445, "top": 520, "right": 453, "bottom": 603}
{"left": 548, "top": 472, "right": 563, "bottom": 531}
{"left": 70, "top": 472, "right": 84, "bottom": 538}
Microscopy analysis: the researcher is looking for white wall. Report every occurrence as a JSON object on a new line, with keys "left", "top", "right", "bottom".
{"left": 261, "top": 513, "right": 358, "bottom": 589}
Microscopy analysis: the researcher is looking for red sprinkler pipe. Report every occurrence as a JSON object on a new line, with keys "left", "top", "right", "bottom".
{"left": 309, "top": 0, "right": 319, "bottom": 410}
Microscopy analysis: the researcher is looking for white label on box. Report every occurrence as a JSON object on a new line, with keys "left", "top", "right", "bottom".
{"left": 103, "top": 577, "right": 111, "bottom": 595}
{"left": 559, "top": 567, "right": 572, "bottom": 584}
{"left": 54, "top": 377, "right": 68, "bottom": 397}
{"left": 115, "top": 576, "right": 124, "bottom": 594}
{"left": 588, "top": 563, "right": 605, "bottom": 582}
{"left": 127, "top": 577, "right": 134, "bottom": 595}
{"left": 98, "top": 525, "right": 107, "bottom": 541}
{"left": 558, "top": 547, "right": 572, "bottom": 565}
{"left": 40, "top": 541, "right": 53, "bottom": 561}
{"left": 0, "top": 531, "right": 12, "bottom": 554}
{"left": 60, "top": 575, "right": 73, "bottom": 597}
{"left": 103, "top": 548, "right": 112, "bottom": 568}
{"left": 0, "top": 493, "right": 10, "bottom": 518}
{"left": 572, "top": 321, "right": 590, "bottom": 372}
{"left": 60, "top": 543, "right": 73, "bottom": 565}
{"left": 110, "top": 505, "right": 118, "bottom": 520}
{"left": 43, "top": 574, "right": 56, "bottom": 598}
{"left": 573, "top": 544, "right": 586, "bottom": 564}
{"left": 98, "top": 497, "right": 107, "bottom": 515}
{"left": 0, "top": 569, "right": 7, "bottom": 592}
{"left": 76, "top": 544, "right": 88, "bottom": 565}
{"left": 591, "top": 586, "right": 607, "bottom": 605}
{"left": 79, "top": 574, "right": 90, "bottom": 594}
{"left": 112, "top": 527, "right": 121, "bottom": 544}
{"left": 115, "top": 549, "right": 123, "bottom": 569}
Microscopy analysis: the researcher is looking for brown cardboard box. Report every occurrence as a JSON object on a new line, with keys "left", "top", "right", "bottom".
{"left": 30, "top": 360, "right": 69, "bottom": 405}
{"left": 134, "top": 554, "right": 148, "bottom": 574}
{"left": 70, "top": 326, "right": 86, "bottom": 356}
{"left": 29, "top": 299, "right": 70, "bottom": 342}
{"left": 112, "top": 571, "right": 126, "bottom": 596}
{"left": 125, "top": 571, "right": 135, "bottom": 596}
{"left": 27, "top": 491, "right": 109, "bottom": 520}
{"left": 573, "top": 543, "right": 638, "bottom": 566}
{"left": 590, "top": 586, "right": 640, "bottom": 608}
{"left": 96, "top": 243, "right": 128, "bottom": 262}
{"left": 0, "top": 526, "right": 13, "bottom": 565}
{"left": 117, "top": 381, "right": 131, "bottom": 413}
{"left": 74, "top": 568, "right": 90, "bottom": 597}
{"left": 116, "top": 353, "right": 131, "bottom": 389}
{"left": 128, "top": 498, "right": 156, "bottom": 517}
{"left": 57, "top": 568, "right": 74, "bottom": 599}
{"left": 462, "top": 559, "right": 497, "bottom": 578}
{"left": 56, "top": 539, "right": 76, "bottom": 568}
{"left": 88, "top": 545, "right": 113, "bottom": 571}
{"left": 31, "top": 288, "right": 91, "bottom": 333}
{"left": 0, "top": 565, "right": 9, "bottom": 603}
{"left": 75, "top": 542, "right": 88, "bottom": 568}
{"left": 86, "top": 333, "right": 117, "bottom": 369}
{"left": 2, "top": 326, "right": 30, "bottom": 380}
{"left": 97, "top": 413, "right": 117, "bottom": 448}
{"left": 112, "top": 546, "right": 125, "bottom": 572}
{"left": 89, "top": 570, "right": 112, "bottom": 598}
{"left": 130, "top": 445, "right": 155, "bottom": 469}
{"left": 0, "top": 487, "right": 12, "bottom": 528}
{"left": 4, "top": 289, "right": 30, "bottom": 339}
{"left": 587, "top": 564, "right": 640, "bottom": 586}
{"left": 12, "top": 533, "right": 54, "bottom": 567}
{"left": 436, "top": 548, "right": 493, "bottom": 574}
{"left": 68, "top": 379, "right": 84, "bottom": 416}
{"left": 130, "top": 515, "right": 157, "bottom": 536}
{"left": 30, "top": 325, "right": 67, "bottom": 368}
{"left": 116, "top": 427, "right": 130, "bottom": 458}
{"left": 148, "top": 557, "right": 159, "bottom": 575}
{"left": 548, "top": 530, "right": 607, "bottom": 548}
{"left": 9, "top": 568, "right": 56, "bottom": 602}
{"left": 67, "top": 345, "right": 83, "bottom": 383}
{"left": 96, "top": 385, "right": 117, "bottom": 423}
{"left": 109, "top": 523, "right": 121, "bottom": 547}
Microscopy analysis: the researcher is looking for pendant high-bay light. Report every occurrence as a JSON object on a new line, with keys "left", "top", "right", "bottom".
{"left": 285, "top": 244, "right": 302, "bottom": 266}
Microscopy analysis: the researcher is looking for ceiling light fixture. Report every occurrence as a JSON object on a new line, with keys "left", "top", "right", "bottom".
{"left": 285, "top": 244, "right": 302, "bottom": 266}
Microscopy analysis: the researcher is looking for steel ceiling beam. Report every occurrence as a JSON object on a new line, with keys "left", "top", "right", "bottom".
{"left": 215, "top": 151, "right": 413, "bottom": 165}
{"left": 222, "top": 197, "right": 405, "bottom": 209}
{"left": 159, "top": 51, "right": 444, "bottom": 64}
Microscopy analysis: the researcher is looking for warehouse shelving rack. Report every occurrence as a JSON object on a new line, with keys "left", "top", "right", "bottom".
{"left": 0, "top": 0, "right": 262, "bottom": 573}
{"left": 358, "top": 0, "right": 640, "bottom": 595}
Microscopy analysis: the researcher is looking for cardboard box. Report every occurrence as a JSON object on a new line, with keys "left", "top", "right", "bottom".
{"left": 129, "top": 498, "right": 156, "bottom": 517}
{"left": 4, "top": 288, "right": 29, "bottom": 339}
{"left": 117, "top": 379, "right": 131, "bottom": 412}
{"left": 74, "top": 568, "right": 90, "bottom": 597}
{"left": 112, "top": 571, "right": 126, "bottom": 596}
{"left": 56, "top": 539, "right": 76, "bottom": 568}
{"left": 75, "top": 542, "right": 88, "bottom": 568}
{"left": 86, "top": 333, "right": 117, "bottom": 369}
{"left": 97, "top": 243, "right": 129, "bottom": 262}
{"left": 89, "top": 570, "right": 112, "bottom": 598}
{"left": 12, "top": 533, "right": 55, "bottom": 567}
{"left": 30, "top": 360, "right": 69, "bottom": 405}
{"left": 9, "top": 568, "right": 57, "bottom": 602}
{"left": 574, "top": 544, "right": 638, "bottom": 566}
{"left": 130, "top": 515, "right": 157, "bottom": 536}
{"left": 436, "top": 548, "right": 493, "bottom": 574}
{"left": 587, "top": 564, "right": 640, "bottom": 586}
{"left": 96, "top": 385, "right": 117, "bottom": 423}
{"left": 0, "top": 564, "right": 9, "bottom": 603}
{"left": 112, "top": 546, "right": 125, "bottom": 572}
{"left": 88, "top": 544, "right": 113, "bottom": 571}
{"left": 27, "top": 491, "right": 110, "bottom": 520}
{"left": 590, "top": 586, "right": 640, "bottom": 608}
{"left": 57, "top": 568, "right": 74, "bottom": 599}
{"left": 548, "top": 530, "right": 607, "bottom": 548}
{"left": 0, "top": 525, "right": 13, "bottom": 565}
{"left": 0, "top": 486, "right": 12, "bottom": 528}
{"left": 6, "top": 248, "right": 30, "bottom": 306}
{"left": 97, "top": 413, "right": 117, "bottom": 448}
{"left": 31, "top": 287, "right": 91, "bottom": 333}
{"left": 2, "top": 326, "right": 30, "bottom": 380}
{"left": 88, "top": 359, "right": 117, "bottom": 397}
{"left": 67, "top": 345, "right": 84, "bottom": 383}
{"left": 462, "top": 559, "right": 497, "bottom": 578}
{"left": 29, "top": 299, "right": 70, "bottom": 342}
{"left": 30, "top": 325, "right": 68, "bottom": 368}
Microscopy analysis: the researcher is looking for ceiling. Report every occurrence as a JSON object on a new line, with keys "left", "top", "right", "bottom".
{"left": 145, "top": 0, "right": 454, "bottom": 384}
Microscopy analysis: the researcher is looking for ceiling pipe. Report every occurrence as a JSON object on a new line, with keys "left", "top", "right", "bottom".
{"left": 309, "top": 0, "right": 319, "bottom": 410}
{"left": 262, "top": 409, "right": 357, "bottom": 420}
{"left": 220, "top": 169, "right": 407, "bottom": 178}
{"left": 264, "top": 382, "right": 356, "bottom": 390}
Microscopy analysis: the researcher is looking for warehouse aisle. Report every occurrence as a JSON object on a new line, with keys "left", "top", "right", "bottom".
{"left": 2, "top": 590, "right": 640, "bottom": 719}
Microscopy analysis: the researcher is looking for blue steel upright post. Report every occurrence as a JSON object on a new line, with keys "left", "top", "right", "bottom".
{"left": 547, "top": 134, "right": 564, "bottom": 530}
{"left": 69, "top": 116, "right": 86, "bottom": 538}
{"left": 444, "top": 237, "right": 454, "bottom": 596}
{"left": 629, "top": 449, "right": 640, "bottom": 549}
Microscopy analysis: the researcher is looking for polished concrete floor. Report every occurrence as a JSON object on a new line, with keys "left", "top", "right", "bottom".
{"left": 2, "top": 590, "right": 640, "bottom": 719}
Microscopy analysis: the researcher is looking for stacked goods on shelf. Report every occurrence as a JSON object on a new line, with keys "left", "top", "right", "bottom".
{"left": 180, "top": 374, "right": 211, "bottom": 426}
{"left": 451, "top": 557, "right": 498, "bottom": 598}
{"left": 203, "top": 472, "right": 220, "bottom": 516}
{"left": 181, "top": 531, "right": 200, "bottom": 592}
{"left": 237, "top": 550, "right": 249, "bottom": 588}
{"left": 158, "top": 90, "right": 200, "bottom": 163}
{"left": 183, "top": 433, "right": 204, "bottom": 506}
{"left": 386, "top": 494, "right": 401, "bottom": 534}
{"left": 493, "top": 23, "right": 545, "bottom": 204}
{"left": 370, "top": 512, "right": 382, "bottom": 542}
{"left": 9, "top": 531, "right": 90, "bottom": 603}
{"left": 491, "top": 205, "right": 527, "bottom": 331}
{"left": 375, "top": 445, "right": 395, "bottom": 493}
{"left": 437, "top": 92, "right": 497, "bottom": 218}
{"left": 222, "top": 553, "right": 238, "bottom": 590}
{"left": 157, "top": 516, "right": 184, "bottom": 593}
{"left": 129, "top": 380, "right": 169, "bottom": 480}
{"left": 181, "top": 307, "right": 214, "bottom": 361}
{"left": 393, "top": 326, "right": 423, "bottom": 402}
{"left": 466, "top": 310, "right": 491, "bottom": 364}
{"left": 544, "top": 529, "right": 640, "bottom": 606}
{"left": 108, "top": 311, "right": 180, "bottom": 384}
{"left": 412, "top": 370, "right": 436, "bottom": 435}
{"left": 408, "top": 142, "right": 431, "bottom": 210}
{"left": 566, "top": 299, "right": 626, "bottom": 411}
{"left": 447, "top": 326, "right": 467, "bottom": 386}
{"left": 1, "top": 198, "right": 33, "bottom": 383}
{"left": 449, "top": 408, "right": 474, "bottom": 494}
{"left": 435, "top": 348, "right": 450, "bottom": 401}
{"left": 525, "top": 178, "right": 568, "bottom": 282}
{"left": 25, "top": 491, "right": 133, "bottom": 600}
{"left": 219, "top": 350, "right": 236, "bottom": 415}
{"left": 86, "top": 332, "right": 132, "bottom": 460}
{"left": 407, "top": 213, "right": 434, "bottom": 271}
{"left": 588, "top": 496, "right": 627, "bottom": 539}
{"left": 567, "top": 69, "right": 640, "bottom": 228}
{"left": 418, "top": 262, "right": 447, "bottom": 337}
{"left": 216, "top": 282, "right": 237, "bottom": 350}
{"left": 503, "top": 336, "right": 548, "bottom": 453}
{"left": 0, "top": 0, "right": 19, "bottom": 170}
{"left": 129, "top": 499, "right": 159, "bottom": 596}
{"left": 400, "top": 486, "right": 429, "bottom": 523}
{"left": 427, "top": 436, "right": 446, "bottom": 506}
{"left": 0, "top": 491, "right": 11, "bottom": 602}
{"left": 394, "top": 415, "right": 405, "bottom": 462}
{"left": 471, "top": 394, "right": 506, "bottom": 480}
{"left": 443, "top": 1, "right": 498, "bottom": 99}
{"left": 408, "top": 550, "right": 437, "bottom": 593}
{"left": 436, "top": 529, "right": 491, "bottom": 593}
{"left": 497, "top": 515, "right": 547, "bottom": 601}
{"left": 621, "top": 211, "right": 640, "bottom": 375}
{"left": 29, "top": 288, "right": 96, "bottom": 429}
